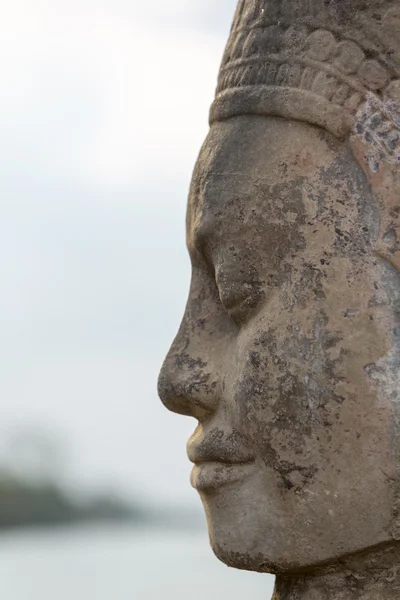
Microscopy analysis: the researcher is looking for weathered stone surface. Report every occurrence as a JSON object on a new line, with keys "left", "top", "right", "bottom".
{"left": 158, "top": 1, "right": 400, "bottom": 598}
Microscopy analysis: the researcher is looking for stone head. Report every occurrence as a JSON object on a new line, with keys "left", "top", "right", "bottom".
{"left": 158, "top": 0, "right": 400, "bottom": 576}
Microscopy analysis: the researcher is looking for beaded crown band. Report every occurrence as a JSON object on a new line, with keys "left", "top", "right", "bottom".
{"left": 210, "top": 0, "right": 400, "bottom": 158}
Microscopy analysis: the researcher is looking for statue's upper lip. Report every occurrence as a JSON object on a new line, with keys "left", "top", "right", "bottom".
{"left": 187, "top": 427, "right": 255, "bottom": 465}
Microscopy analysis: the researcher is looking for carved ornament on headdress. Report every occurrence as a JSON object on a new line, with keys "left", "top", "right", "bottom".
{"left": 211, "top": 0, "right": 400, "bottom": 163}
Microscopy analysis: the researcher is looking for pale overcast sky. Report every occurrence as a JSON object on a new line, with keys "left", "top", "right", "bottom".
{"left": 0, "top": 0, "right": 237, "bottom": 507}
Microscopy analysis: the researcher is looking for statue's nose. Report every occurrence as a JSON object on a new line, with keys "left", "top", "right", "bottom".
{"left": 157, "top": 319, "right": 220, "bottom": 420}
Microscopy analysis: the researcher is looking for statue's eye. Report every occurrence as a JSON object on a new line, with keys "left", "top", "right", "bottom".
{"left": 215, "top": 263, "right": 265, "bottom": 325}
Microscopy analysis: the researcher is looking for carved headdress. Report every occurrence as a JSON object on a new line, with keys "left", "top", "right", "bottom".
{"left": 211, "top": 0, "right": 400, "bottom": 145}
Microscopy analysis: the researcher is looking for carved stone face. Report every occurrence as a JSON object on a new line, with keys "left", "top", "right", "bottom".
{"left": 158, "top": 114, "right": 400, "bottom": 573}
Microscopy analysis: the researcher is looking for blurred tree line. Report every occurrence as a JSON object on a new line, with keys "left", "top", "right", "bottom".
{"left": 0, "top": 428, "right": 143, "bottom": 530}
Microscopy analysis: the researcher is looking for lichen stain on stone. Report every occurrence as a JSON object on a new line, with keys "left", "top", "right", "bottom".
{"left": 353, "top": 94, "right": 400, "bottom": 173}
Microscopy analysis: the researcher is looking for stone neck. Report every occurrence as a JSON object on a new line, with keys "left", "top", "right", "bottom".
{"left": 272, "top": 544, "right": 400, "bottom": 600}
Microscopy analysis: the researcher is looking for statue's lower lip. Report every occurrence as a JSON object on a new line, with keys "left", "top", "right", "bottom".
{"left": 190, "top": 461, "right": 255, "bottom": 491}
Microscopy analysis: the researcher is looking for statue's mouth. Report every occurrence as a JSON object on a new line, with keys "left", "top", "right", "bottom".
{"left": 190, "top": 461, "right": 255, "bottom": 492}
{"left": 187, "top": 426, "right": 255, "bottom": 491}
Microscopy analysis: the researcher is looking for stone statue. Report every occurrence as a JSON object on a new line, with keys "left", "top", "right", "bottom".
{"left": 158, "top": 1, "right": 400, "bottom": 598}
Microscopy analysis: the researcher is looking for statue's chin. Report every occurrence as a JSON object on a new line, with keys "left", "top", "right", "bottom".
{"left": 204, "top": 508, "right": 285, "bottom": 574}
{"left": 197, "top": 472, "right": 292, "bottom": 574}
{"left": 209, "top": 536, "right": 281, "bottom": 575}
{"left": 197, "top": 468, "right": 394, "bottom": 575}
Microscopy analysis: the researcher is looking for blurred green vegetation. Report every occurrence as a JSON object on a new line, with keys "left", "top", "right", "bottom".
{"left": 0, "top": 429, "right": 143, "bottom": 530}
{"left": 0, "top": 468, "right": 143, "bottom": 529}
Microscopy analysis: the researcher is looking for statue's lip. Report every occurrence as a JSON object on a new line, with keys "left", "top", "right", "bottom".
{"left": 190, "top": 457, "right": 255, "bottom": 466}
{"left": 186, "top": 430, "right": 255, "bottom": 466}
{"left": 190, "top": 461, "right": 255, "bottom": 492}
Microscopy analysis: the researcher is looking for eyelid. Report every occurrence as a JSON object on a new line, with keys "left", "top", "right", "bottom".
{"left": 215, "top": 268, "right": 265, "bottom": 325}
{"left": 216, "top": 277, "right": 249, "bottom": 322}
{"left": 219, "top": 289, "right": 257, "bottom": 324}
{"left": 218, "top": 286, "right": 249, "bottom": 312}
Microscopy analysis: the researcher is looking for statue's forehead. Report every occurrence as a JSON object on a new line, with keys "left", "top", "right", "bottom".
{"left": 185, "top": 115, "right": 376, "bottom": 260}
{"left": 189, "top": 118, "right": 272, "bottom": 208}
{"left": 186, "top": 119, "right": 297, "bottom": 252}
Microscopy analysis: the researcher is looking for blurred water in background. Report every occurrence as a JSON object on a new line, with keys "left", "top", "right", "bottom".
{"left": 0, "top": 525, "right": 274, "bottom": 599}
